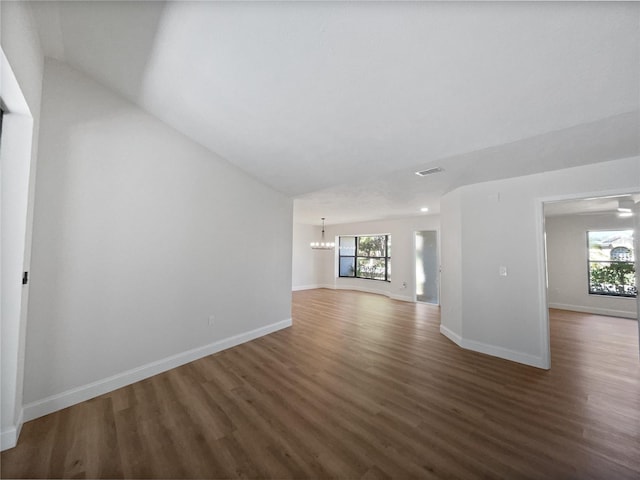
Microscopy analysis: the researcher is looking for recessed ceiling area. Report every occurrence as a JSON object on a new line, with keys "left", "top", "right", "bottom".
{"left": 29, "top": 1, "right": 640, "bottom": 225}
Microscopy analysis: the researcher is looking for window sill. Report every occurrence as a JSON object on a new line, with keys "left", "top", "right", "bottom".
{"left": 588, "top": 293, "right": 637, "bottom": 300}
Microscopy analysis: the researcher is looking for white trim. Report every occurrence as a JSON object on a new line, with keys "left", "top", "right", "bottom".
{"left": 1, "top": 50, "right": 32, "bottom": 115}
{"left": 333, "top": 284, "right": 414, "bottom": 302}
{"left": 292, "top": 284, "right": 323, "bottom": 291}
{"left": 292, "top": 284, "right": 336, "bottom": 291}
{"left": 307, "top": 284, "right": 336, "bottom": 290}
{"left": 0, "top": 408, "right": 23, "bottom": 451}
{"left": 439, "top": 324, "right": 462, "bottom": 345}
{"left": 388, "top": 293, "right": 414, "bottom": 302}
{"left": 1, "top": 426, "right": 18, "bottom": 451}
{"left": 439, "top": 325, "right": 546, "bottom": 369}
{"left": 334, "top": 284, "right": 387, "bottom": 295}
{"left": 1, "top": 49, "right": 34, "bottom": 453}
{"left": 412, "top": 230, "right": 417, "bottom": 303}
{"left": 22, "top": 319, "right": 292, "bottom": 423}
{"left": 549, "top": 303, "right": 637, "bottom": 320}
{"left": 460, "top": 337, "right": 547, "bottom": 369}
{"left": 534, "top": 198, "right": 551, "bottom": 369}
{"left": 294, "top": 284, "right": 415, "bottom": 303}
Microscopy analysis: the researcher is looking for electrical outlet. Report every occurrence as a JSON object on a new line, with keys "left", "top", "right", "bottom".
{"left": 499, "top": 266, "right": 508, "bottom": 277}
{"left": 208, "top": 315, "right": 215, "bottom": 326}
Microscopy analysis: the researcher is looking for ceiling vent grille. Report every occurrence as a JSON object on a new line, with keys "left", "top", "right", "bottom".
{"left": 415, "top": 167, "right": 444, "bottom": 177}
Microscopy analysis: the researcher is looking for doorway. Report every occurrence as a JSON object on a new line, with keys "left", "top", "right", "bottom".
{"left": 542, "top": 192, "right": 640, "bottom": 363}
{"left": 415, "top": 230, "right": 439, "bottom": 304}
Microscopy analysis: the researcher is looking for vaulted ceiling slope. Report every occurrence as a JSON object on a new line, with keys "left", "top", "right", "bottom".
{"left": 30, "top": 1, "right": 639, "bottom": 224}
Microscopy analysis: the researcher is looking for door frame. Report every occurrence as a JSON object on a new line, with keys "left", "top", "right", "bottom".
{"left": 536, "top": 187, "right": 640, "bottom": 370}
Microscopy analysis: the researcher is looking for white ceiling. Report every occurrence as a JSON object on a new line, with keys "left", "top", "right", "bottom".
{"left": 30, "top": 1, "right": 640, "bottom": 225}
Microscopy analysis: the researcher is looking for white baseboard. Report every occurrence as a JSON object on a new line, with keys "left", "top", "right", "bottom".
{"left": 439, "top": 325, "right": 547, "bottom": 369}
{"left": 439, "top": 324, "right": 462, "bottom": 345}
{"left": 333, "top": 284, "right": 414, "bottom": 302}
{"left": 292, "top": 284, "right": 335, "bottom": 291}
{"left": 334, "top": 284, "right": 381, "bottom": 294}
{"left": 549, "top": 303, "right": 637, "bottom": 320}
{"left": 295, "top": 284, "right": 430, "bottom": 304}
{"left": 292, "top": 284, "right": 321, "bottom": 291}
{"left": 22, "top": 318, "right": 292, "bottom": 423}
{"left": 460, "top": 337, "right": 546, "bottom": 369}
{"left": 1, "top": 409, "right": 23, "bottom": 451}
{"left": 388, "top": 293, "right": 414, "bottom": 302}
{"left": 1, "top": 426, "right": 18, "bottom": 451}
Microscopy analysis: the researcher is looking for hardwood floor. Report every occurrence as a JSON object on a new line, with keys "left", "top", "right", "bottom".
{"left": 2, "top": 289, "right": 639, "bottom": 479}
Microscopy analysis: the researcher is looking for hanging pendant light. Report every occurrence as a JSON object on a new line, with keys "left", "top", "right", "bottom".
{"left": 310, "top": 218, "right": 335, "bottom": 250}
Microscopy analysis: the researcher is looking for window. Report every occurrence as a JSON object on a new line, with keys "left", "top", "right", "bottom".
{"left": 588, "top": 230, "right": 636, "bottom": 297}
{"left": 339, "top": 235, "right": 391, "bottom": 281}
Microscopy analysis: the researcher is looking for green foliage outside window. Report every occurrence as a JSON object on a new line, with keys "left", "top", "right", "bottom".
{"left": 587, "top": 230, "right": 636, "bottom": 297}
{"left": 589, "top": 262, "right": 636, "bottom": 296}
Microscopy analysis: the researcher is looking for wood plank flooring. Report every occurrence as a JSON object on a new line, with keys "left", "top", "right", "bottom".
{"left": 2, "top": 289, "right": 639, "bottom": 479}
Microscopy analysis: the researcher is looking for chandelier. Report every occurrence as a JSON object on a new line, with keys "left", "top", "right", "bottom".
{"left": 310, "top": 218, "right": 335, "bottom": 250}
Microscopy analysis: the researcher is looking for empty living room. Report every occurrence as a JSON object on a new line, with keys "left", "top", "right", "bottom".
{"left": 1, "top": 1, "right": 639, "bottom": 479}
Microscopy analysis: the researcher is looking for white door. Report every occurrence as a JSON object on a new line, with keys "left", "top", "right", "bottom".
{"left": 416, "top": 231, "right": 439, "bottom": 304}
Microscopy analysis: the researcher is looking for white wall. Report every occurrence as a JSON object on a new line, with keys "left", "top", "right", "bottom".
{"left": 0, "top": 1, "right": 44, "bottom": 450}
{"left": 22, "top": 59, "right": 293, "bottom": 421}
{"left": 440, "top": 189, "right": 463, "bottom": 337}
{"left": 301, "top": 215, "right": 440, "bottom": 301}
{"left": 546, "top": 213, "right": 637, "bottom": 319}
{"left": 291, "top": 222, "right": 324, "bottom": 290}
{"left": 440, "top": 156, "right": 640, "bottom": 369}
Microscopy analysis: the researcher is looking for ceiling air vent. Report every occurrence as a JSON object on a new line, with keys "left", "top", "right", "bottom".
{"left": 415, "top": 167, "right": 444, "bottom": 177}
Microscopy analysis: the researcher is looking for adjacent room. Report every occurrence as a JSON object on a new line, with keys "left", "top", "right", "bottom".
{"left": 1, "top": 1, "right": 639, "bottom": 478}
